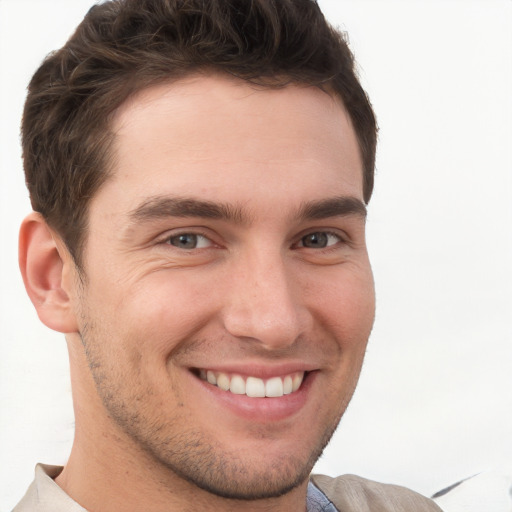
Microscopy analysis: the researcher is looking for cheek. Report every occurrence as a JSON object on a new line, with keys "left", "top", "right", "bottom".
{"left": 108, "top": 271, "right": 220, "bottom": 356}
{"left": 305, "top": 265, "right": 375, "bottom": 339}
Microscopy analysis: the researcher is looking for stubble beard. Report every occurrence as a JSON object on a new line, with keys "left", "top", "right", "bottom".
{"left": 78, "top": 320, "right": 349, "bottom": 501}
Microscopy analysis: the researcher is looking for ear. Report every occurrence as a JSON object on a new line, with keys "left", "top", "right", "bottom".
{"left": 19, "top": 212, "right": 79, "bottom": 333}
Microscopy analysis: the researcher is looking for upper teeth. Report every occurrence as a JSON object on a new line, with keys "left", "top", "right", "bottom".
{"left": 200, "top": 370, "right": 304, "bottom": 398}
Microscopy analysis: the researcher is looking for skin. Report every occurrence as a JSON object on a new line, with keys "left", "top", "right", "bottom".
{"left": 20, "top": 74, "right": 375, "bottom": 512}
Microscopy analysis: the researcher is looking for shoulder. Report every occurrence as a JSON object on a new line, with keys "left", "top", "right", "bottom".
{"left": 311, "top": 473, "right": 443, "bottom": 512}
{"left": 12, "top": 464, "right": 86, "bottom": 512}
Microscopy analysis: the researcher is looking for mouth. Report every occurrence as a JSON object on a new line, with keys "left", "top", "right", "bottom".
{"left": 193, "top": 369, "right": 306, "bottom": 398}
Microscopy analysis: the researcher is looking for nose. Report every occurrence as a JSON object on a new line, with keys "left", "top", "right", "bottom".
{"left": 221, "top": 250, "right": 311, "bottom": 350}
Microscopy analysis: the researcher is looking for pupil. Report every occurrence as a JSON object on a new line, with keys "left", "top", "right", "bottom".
{"left": 171, "top": 234, "right": 197, "bottom": 248}
{"left": 304, "top": 232, "right": 327, "bottom": 248}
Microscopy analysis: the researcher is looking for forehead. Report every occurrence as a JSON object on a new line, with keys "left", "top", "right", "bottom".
{"left": 94, "top": 74, "right": 363, "bottom": 217}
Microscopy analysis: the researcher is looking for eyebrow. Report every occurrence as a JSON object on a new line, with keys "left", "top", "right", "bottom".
{"left": 298, "top": 196, "right": 367, "bottom": 221}
{"left": 128, "top": 195, "right": 366, "bottom": 224}
{"left": 129, "top": 196, "right": 248, "bottom": 224}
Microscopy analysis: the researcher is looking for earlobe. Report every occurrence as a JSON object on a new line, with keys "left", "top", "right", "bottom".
{"left": 19, "top": 212, "right": 79, "bottom": 333}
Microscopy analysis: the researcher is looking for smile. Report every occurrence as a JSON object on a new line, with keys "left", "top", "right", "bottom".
{"left": 197, "top": 370, "right": 305, "bottom": 398}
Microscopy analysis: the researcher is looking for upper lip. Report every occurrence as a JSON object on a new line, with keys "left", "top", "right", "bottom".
{"left": 191, "top": 361, "right": 319, "bottom": 379}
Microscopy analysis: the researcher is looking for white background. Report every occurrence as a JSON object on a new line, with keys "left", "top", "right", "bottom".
{"left": 0, "top": 1, "right": 511, "bottom": 510}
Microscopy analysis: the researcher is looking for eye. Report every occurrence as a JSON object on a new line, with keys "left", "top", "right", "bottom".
{"left": 167, "top": 233, "right": 212, "bottom": 249}
{"left": 298, "top": 232, "right": 341, "bottom": 249}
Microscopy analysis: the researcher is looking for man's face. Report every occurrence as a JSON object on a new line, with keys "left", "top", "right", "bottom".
{"left": 70, "top": 75, "right": 375, "bottom": 499}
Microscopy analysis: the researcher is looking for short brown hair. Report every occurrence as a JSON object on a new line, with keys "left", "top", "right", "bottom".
{"left": 22, "top": 0, "right": 377, "bottom": 266}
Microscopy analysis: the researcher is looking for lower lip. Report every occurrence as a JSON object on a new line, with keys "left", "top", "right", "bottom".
{"left": 191, "top": 372, "right": 315, "bottom": 423}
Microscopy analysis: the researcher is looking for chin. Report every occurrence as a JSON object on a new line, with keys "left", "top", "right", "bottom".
{"left": 142, "top": 420, "right": 336, "bottom": 501}
{"left": 172, "top": 451, "right": 315, "bottom": 501}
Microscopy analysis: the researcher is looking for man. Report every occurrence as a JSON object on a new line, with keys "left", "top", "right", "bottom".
{"left": 14, "top": 0, "right": 441, "bottom": 510}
